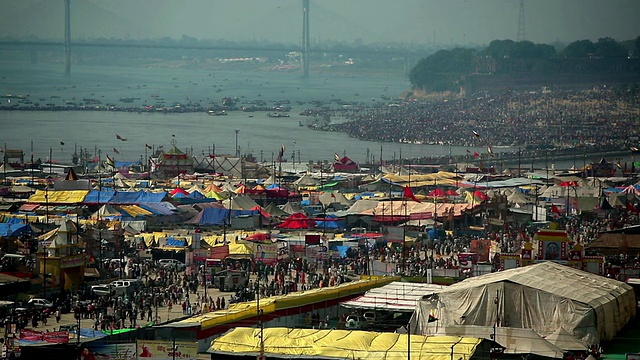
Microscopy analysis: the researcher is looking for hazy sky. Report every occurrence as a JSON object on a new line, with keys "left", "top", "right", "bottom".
{"left": 1, "top": 0, "right": 639, "bottom": 47}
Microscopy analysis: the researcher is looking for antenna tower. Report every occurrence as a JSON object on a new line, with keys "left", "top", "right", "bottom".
{"left": 517, "top": 0, "right": 525, "bottom": 41}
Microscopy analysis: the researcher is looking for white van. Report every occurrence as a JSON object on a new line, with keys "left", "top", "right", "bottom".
{"left": 109, "top": 279, "right": 144, "bottom": 296}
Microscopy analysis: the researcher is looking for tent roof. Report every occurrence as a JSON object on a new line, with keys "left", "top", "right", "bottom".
{"left": 434, "top": 325, "right": 563, "bottom": 359}
{"left": 342, "top": 281, "right": 446, "bottom": 312}
{"left": 263, "top": 202, "right": 289, "bottom": 217}
{"left": 439, "top": 261, "right": 631, "bottom": 312}
{"left": 208, "top": 327, "right": 483, "bottom": 360}
{"left": 544, "top": 327, "right": 588, "bottom": 352}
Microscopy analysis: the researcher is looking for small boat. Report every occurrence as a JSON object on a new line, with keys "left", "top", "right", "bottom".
{"left": 299, "top": 121, "right": 304, "bottom": 127}
{"left": 208, "top": 110, "right": 227, "bottom": 116}
{"left": 267, "top": 113, "right": 290, "bottom": 118}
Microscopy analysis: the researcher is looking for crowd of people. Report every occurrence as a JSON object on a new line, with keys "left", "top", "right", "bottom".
{"left": 315, "top": 87, "right": 639, "bottom": 161}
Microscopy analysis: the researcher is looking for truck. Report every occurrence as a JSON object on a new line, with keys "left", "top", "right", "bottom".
{"left": 212, "top": 270, "right": 248, "bottom": 292}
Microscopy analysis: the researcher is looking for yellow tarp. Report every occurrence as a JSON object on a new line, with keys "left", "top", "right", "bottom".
{"left": 174, "top": 276, "right": 397, "bottom": 331}
{"left": 28, "top": 190, "right": 89, "bottom": 204}
{"left": 120, "top": 205, "right": 153, "bottom": 217}
{"left": 383, "top": 172, "right": 461, "bottom": 187}
{"left": 209, "top": 327, "right": 482, "bottom": 360}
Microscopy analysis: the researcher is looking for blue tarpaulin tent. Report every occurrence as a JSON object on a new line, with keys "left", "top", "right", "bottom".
{"left": 83, "top": 190, "right": 116, "bottom": 203}
{"left": 109, "top": 191, "right": 166, "bottom": 204}
{"left": 315, "top": 214, "right": 345, "bottom": 230}
{"left": 0, "top": 223, "right": 34, "bottom": 237}
{"left": 187, "top": 208, "right": 259, "bottom": 225}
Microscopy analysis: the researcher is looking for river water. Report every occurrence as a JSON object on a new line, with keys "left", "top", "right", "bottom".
{"left": 0, "top": 61, "right": 487, "bottom": 165}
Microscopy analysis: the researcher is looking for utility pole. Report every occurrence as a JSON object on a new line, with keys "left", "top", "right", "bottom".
{"left": 301, "top": 0, "right": 310, "bottom": 78}
{"left": 64, "top": 0, "right": 71, "bottom": 74}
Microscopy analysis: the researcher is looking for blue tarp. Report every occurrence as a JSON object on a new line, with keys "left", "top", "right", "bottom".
{"left": 315, "top": 215, "right": 345, "bottom": 229}
{"left": 139, "top": 203, "right": 174, "bottom": 216}
{"left": 300, "top": 199, "right": 310, "bottom": 206}
{"left": 109, "top": 191, "right": 166, "bottom": 204}
{"left": 165, "top": 237, "right": 185, "bottom": 247}
{"left": 114, "top": 161, "right": 139, "bottom": 168}
{"left": 187, "top": 208, "right": 259, "bottom": 225}
{"left": 6, "top": 218, "right": 24, "bottom": 224}
{"left": 83, "top": 189, "right": 116, "bottom": 203}
{"left": 188, "top": 191, "right": 205, "bottom": 199}
{"left": 0, "top": 223, "right": 34, "bottom": 237}
{"left": 331, "top": 245, "right": 350, "bottom": 258}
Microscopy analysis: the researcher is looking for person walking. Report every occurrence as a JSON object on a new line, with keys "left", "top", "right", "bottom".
{"left": 55, "top": 309, "right": 61, "bottom": 324}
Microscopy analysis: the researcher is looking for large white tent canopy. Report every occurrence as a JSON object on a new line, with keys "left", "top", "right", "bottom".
{"left": 412, "top": 261, "right": 636, "bottom": 345}
{"left": 341, "top": 281, "right": 446, "bottom": 312}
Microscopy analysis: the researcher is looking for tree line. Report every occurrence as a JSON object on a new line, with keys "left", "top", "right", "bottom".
{"left": 409, "top": 36, "right": 640, "bottom": 92}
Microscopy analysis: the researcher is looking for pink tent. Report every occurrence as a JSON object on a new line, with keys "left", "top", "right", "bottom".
{"left": 428, "top": 188, "right": 446, "bottom": 197}
{"left": 446, "top": 189, "right": 459, "bottom": 196}
{"left": 277, "top": 212, "right": 315, "bottom": 229}
{"left": 170, "top": 188, "right": 189, "bottom": 197}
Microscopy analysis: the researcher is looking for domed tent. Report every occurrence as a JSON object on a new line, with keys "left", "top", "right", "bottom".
{"left": 412, "top": 261, "right": 635, "bottom": 345}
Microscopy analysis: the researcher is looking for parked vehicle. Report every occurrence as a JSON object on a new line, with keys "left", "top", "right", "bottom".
{"left": 345, "top": 314, "right": 364, "bottom": 330}
{"left": 212, "top": 270, "right": 248, "bottom": 292}
{"left": 109, "top": 279, "right": 144, "bottom": 296}
{"left": 91, "top": 284, "right": 111, "bottom": 297}
{"left": 158, "top": 259, "right": 186, "bottom": 271}
{"left": 27, "top": 298, "right": 54, "bottom": 310}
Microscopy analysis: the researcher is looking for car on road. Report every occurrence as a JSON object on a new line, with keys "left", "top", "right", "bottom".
{"left": 91, "top": 284, "right": 111, "bottom": 296}
{"left": 345, "top": 314, "right": 364, "bottom": 330}
{"left": 158, "top": 259, "right": 185, "bottom": 271}
{"left": 27, "top": 298, "right": 54, "bottom": 310}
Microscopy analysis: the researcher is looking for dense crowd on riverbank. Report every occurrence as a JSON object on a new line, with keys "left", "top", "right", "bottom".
{"left": 324, "top": 87, "right": 640, "bottom": 150}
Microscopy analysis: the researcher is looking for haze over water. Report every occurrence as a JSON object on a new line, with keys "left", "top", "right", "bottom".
{"left": 1, "top": 61, "right": 485, "bottom": 166}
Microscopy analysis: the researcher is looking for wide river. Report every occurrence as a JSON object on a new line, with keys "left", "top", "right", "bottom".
{"left": 0, "top": 61, "right": 487, "bottom": 165}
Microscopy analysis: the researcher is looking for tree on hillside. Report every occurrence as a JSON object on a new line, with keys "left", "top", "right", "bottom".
{"left": 562, "top": 40, "right": 596, "bottom": 58}
{"left": 482, "top": 40, "right": 556, "bottom": 59}
{"left": 636, "top": 36, "right": 640, "bottom": 56}
{"left": 409, "top": 48, "right": 475, "bottom": 92}
{"left": 594, "top": 37, "right": 628, "bottom": 58}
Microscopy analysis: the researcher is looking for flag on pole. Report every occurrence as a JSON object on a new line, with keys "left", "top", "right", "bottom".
{"left": 487, "top": 145, "right": 494, "bottom": 157}
{"left": 551, "top": 205, "right": 562, "bottom": 219}
{"left": 115, "top": 134, "right": 127, "bottom": 141}
{"left": 113, "top": 147, "right": 120, "bottom": 154}
{"left": 627, "top": 202, "right": 639, "bottom": 214}
{"left": 631, "top": 146, "right": 639, "bottom": 153}
{"left": 403, "top": 186, "right": 421, "bottom": 203}
{"left": 472, "top": 130, "right": 480, "bottom": 138}
{"left": 277, "top": 144, "right": 285, "bottom": 162}
{"left": 334, "top": 153, "right": 341, "bottom": 162}
{"left": 105, "top": 155, "right": 116, "bottom": 169}
{"left": 145, "top": 144, "right": 152, "bottom": 149}
{"left": 466, "top": 149, "right": 471, "bottom": 154}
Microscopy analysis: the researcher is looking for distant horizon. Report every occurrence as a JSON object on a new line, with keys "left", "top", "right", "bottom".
{"left": 0, "top": 0, "right": 638, "bottom": 48}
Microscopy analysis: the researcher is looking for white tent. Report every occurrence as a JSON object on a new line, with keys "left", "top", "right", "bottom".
{"left": 341, "top": 281, "right": 445, "bottom": 312}
{"left": 544, "top": 327, "right": 588, "bottom": 352}
{"left": 412, "top": 261, "right": 636, "bottom": 345}
{"left": 433, "top": 325, "right": 564, "bottom": 359}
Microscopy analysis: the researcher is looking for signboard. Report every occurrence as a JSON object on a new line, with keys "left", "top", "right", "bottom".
{"left": 84, "top": 343, "right": 136, "bottom": 360}
{"left": 305, "top": 234, "right": 321, "bottom": 245}
{"left": 60, "top": 254, "right": 87, "bottom": 269}
{"left": 137, "top": 340, "right": 197, "bottom": 360}
{"left": 470, "top": 240, "right": 491, "bottom": 262}
{"left": 254, "top": 243, "right": 278, "bottom": 265}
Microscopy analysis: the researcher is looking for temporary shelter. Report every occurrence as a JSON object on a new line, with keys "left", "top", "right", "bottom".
{"left": 412, "top": 261, "right": 636, "bottom": 345}
{"left": 544, "top": 327, "right": 588, "bottom": 352}
{"left": 208, "top": 327, "right": 486, "bottom": 360}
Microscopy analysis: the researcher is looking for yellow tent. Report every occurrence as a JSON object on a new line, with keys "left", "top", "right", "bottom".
{"left": 209, "top": 327, "right": 482, "bottom": 360}
{"left": 28, "top": 190, "right": 89, "bottom": 204}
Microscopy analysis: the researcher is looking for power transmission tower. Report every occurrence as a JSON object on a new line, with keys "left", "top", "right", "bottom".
{"left": 517, "top": 0, "right": 525, "bottom": 41}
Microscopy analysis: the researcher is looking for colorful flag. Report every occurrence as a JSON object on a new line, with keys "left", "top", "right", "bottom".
{"left": 466, "top": 149, "right": 471, "bottom": 153}
{"left": 277, "top": 144, "right": 285, "bottom": 162}
{"left": 105, "top": 155, "right": 116, "bottom": 169}
{"left": 145, "top": 143, "right": 152, "bottom": 149}
{"left": 473, "top": 151, "right": 479, "bottom": 157}
{"left": 626, "top": 202, "right": 639, "bottom": 214}
{"left": 472, "top": 130, "right": 480, "bottom": 138}
{"left": 487, "top": 145, "right": 494, "bottom": 157}
{"left": 115, "top": 134, "right": 127, "bottom": 141}
{"left": 334, "top": 153, "right": 341, "bottom": 162}
{"left": 113, "top": 147, "right": 120, "bottom": 154}
{"left": 403, "top": 186, "right": 421, "bottom": 203}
